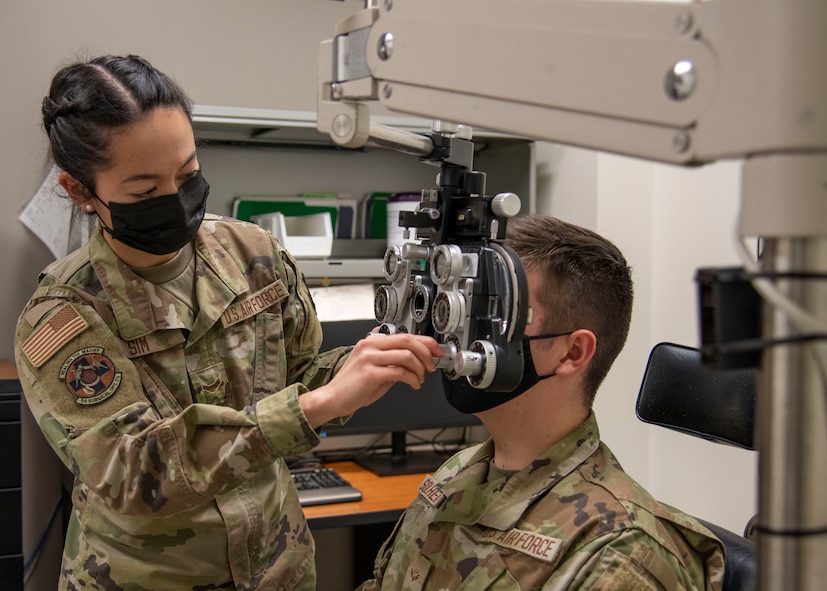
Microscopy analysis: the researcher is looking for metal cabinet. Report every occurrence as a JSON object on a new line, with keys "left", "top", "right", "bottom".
{"left": 0, "top": 379, "right": 23, "bottom": 591}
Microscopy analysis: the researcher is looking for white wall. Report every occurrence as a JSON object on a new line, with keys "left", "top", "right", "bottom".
{"left": 544, "top": 144, "right": 757, "bottom": 533}
{"left": 647, "top": 160, "right": 757, "bottom": 531}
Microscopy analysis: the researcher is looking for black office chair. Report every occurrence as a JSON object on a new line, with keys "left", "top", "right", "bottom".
{"left": 636, "top": 342, "right": 757, "bottom": 591}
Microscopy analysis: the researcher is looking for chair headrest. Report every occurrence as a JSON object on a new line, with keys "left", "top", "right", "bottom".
{"left": 636, "top": 342, "right": 756, "bottom": 450}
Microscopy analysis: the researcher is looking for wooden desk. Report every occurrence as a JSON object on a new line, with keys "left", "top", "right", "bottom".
{"left": 303, "top": 461, "right": 426, "bottom": 529}
{"left": 0, "top": 360, "right": 17, "bottom": 380}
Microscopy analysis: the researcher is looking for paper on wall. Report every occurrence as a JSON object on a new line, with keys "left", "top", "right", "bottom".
{"left": 18, "top": 163, "right": 96, "bottom": 259}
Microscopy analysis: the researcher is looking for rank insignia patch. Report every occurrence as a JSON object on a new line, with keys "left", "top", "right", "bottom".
{"left": 60, "top": 347, "right": 122, "bottom": 405}
{"left": 21, "top": 303, "right": 88, "bottom": 368}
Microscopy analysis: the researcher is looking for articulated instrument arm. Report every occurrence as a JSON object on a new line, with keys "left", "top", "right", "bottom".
{"left": 319, "top": 0, "right": 825, "bottom": 166}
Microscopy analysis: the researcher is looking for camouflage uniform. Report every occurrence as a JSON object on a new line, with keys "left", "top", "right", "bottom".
{"left": 14, "top": 215, "right": 350, "bottom": 591}
{"left": 359, "top": 413, "right": 725, "bottom": 591}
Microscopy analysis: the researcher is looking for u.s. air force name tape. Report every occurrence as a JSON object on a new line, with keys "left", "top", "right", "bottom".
{"left": 479, "top": 527, "right": 564, "bottom": 563}
{"left": 221, "top": 280, "right": 288, "bottom": 327}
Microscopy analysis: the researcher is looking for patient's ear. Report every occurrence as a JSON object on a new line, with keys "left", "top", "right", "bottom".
{"left": 555, "top": 329, "right": 596, "bottom": 377}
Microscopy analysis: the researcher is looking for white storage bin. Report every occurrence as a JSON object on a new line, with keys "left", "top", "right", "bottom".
{"left": 251, "top": 211, "right": 333, "bottom": 258}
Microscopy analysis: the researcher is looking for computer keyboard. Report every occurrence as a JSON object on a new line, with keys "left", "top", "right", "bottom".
{"left": 290, "top": 467, "right": 363, "bottom": 506}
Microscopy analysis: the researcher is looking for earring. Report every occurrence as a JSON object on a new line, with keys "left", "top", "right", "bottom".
{"left": 85, "top": 204, "right": 93, "bottom": 212}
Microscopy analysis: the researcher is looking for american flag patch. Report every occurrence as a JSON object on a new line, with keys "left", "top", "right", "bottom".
{"left": 21, "top": 303, "right": 89, "bottom": 368}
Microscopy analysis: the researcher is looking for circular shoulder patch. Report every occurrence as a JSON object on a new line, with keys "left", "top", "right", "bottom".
{"left": 60, "top": 347, "right": 123, "bottom": 405}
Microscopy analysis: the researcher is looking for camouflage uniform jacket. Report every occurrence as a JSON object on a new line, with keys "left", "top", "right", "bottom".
{"left": 359, "top": 412, "right": 725, "bottom": 590}
{"left": 14, "top": 216, "right": 350, "bottom": 591}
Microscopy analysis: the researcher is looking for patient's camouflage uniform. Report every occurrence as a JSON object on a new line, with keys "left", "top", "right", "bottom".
{"left": 15, "top": 216, "right": 350, "bottom": 591}
{"left": 359, "top": 413, "right": 725, "bottom": 591}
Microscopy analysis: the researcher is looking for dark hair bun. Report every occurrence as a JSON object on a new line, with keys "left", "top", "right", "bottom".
{"left": 42, "top": 96, "right": 79, "bottom": 134}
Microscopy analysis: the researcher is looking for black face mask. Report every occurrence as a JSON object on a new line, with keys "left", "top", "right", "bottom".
{"left": 92, "top": 171, "right": 209, "bottom": 255}
{"left": 443, "top": 331, "right": 572, "bottom": 414}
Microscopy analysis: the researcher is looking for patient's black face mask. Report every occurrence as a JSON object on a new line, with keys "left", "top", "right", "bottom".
{"left": 443, "top": 331, "right": 573, "bottom": 414}
{"left": 92, "top": 171, "right": 209, "bottom": 256}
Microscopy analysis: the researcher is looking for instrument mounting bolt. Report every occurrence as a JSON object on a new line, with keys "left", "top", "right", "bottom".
{"left": 378, "top": 32, "right": 394, "bottom": 61}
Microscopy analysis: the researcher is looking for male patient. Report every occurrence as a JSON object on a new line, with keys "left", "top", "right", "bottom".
{"left": 358, "top": 215, "right": 724, "bottom": 590}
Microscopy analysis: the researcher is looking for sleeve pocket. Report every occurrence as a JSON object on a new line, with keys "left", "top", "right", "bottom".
{"left": 253, "top": 312, "right": 286, "bottom": 398}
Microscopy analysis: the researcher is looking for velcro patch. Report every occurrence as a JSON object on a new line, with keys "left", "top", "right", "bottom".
{"left": 60, "top": 347, "right": 122, "bottom": 405}
{"left": 221, "top": 280, "right": 288, "bottom": 327}
{"left": 480, "top": 527, "right": 564, "bottom": 563}
{"left": 21, "top": 303, "right": 89, "bottom": 368}
{"left": 418, "top": 475, "right": 446, "bottom": 506}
